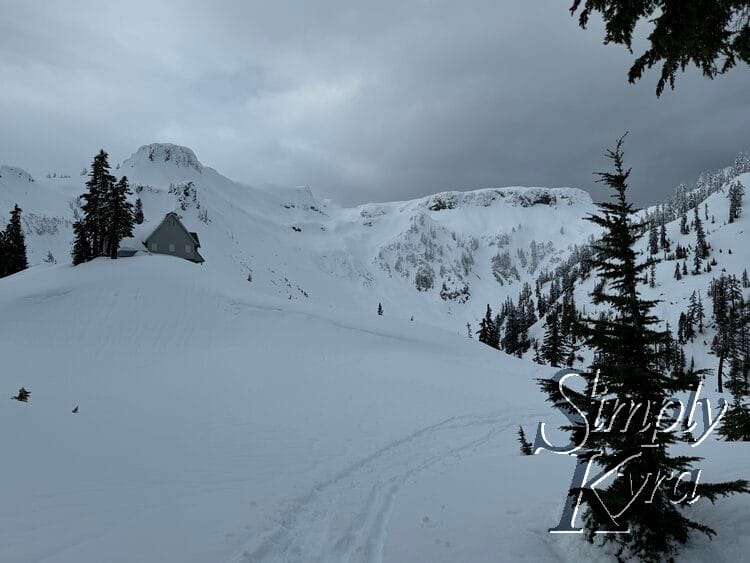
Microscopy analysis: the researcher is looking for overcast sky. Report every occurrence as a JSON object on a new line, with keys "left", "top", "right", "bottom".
{"left": 1, "top": 0, "right": 748, "bottom": 206}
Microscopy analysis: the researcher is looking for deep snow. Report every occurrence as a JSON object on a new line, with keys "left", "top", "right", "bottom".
{"left": 1, "top": 144, "right": 748, "bottom": 562}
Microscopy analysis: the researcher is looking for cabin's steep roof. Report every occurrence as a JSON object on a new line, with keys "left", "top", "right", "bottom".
{"left": 144, "top": 212, "right": 198, "bottom": 245}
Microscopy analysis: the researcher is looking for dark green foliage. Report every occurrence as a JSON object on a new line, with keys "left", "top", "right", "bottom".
{"left": 537, "top": 137, "right": 748, "bottom": 561}
{"left": 11, "top": 387, "right": 30, "bottom": 403}
{"left": 73, "top": 150, "right": 134, "bottom": 264}
{"left": 679, "top": 213, "right": 689, "bottom": 235}
{"left": 694, "top": 206, "right": 709, "bottom": 259}
{"left": 570, "top": 1, "right": 750, "bottom": 96}
{"left": 720, "top": 360, "right": 750, "bottom": 440}
{"left": 0, "top": 204, "right": 28, "bottom": 278}
{"left": 517, "top": 426, "right": 533, "bottom": 455}
{"left": 659, "top": 223, "right": 670, "bottom": 252}
{"left": 541, "top": 306, "right": 564, "bottom": 367}
{"left": 648, "top": 221, "right": 658, "bottom": 254}
{"left": 377, "top": 302, "right": 383, "bottom": 316}
{"left": 134, "top": 197, "right": 144, "bottom": 225}
{"left": 728, "top": 180, "right": 744, "bottom": 223}
{"left": 477, "top": 304, "right": 500, "bottom": 349}
{"left": 104, "top": 176, "right": 135, "bottom": 259}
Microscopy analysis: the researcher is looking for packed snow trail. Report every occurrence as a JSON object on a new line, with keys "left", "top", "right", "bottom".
{"left": 228, "top": 409, "right": 544, "bottom": 563}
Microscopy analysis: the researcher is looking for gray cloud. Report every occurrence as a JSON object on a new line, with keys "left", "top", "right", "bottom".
{"left": 0, "top": 0, "right": 748, "bottom": 206}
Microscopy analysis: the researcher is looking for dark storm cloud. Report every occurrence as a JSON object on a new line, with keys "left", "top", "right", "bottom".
{"left": 0, "top": 0, "right": 748, "bottom": 206}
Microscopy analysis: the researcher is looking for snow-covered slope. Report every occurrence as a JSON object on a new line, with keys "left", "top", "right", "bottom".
{"left": 2, "top": 145, "right": 749, "bottom": 563}
{"left": 0, "top": 143, "right": 598, "bottom": 334}
{"left": 2, "top": 255, "right": 747, "bottom": 563}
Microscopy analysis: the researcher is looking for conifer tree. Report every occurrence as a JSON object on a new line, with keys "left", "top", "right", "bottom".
{"left": 679, "top": 213, "right": 689, "bottom": 235}
{"left": 477, "top": 304, "right": 499, "bottom": 349}
{"left": 134, "top": 197, "right": 144, "bottom": 225}
{"left": 692, "top": 245, "right": 702, "bottom": 275}
{"left": 0, "top": 204, "right": 28, "bottom": 277}
{"left": 728, "top": 180, "right": 744, "bottom": 223}
{"left": 104, "top": 176, "right": 135, "bottom": 259}
{"left": 537, "top": 137, "right": 748, "bottom": 561}
{"left": 648, "top": 221, "right": 658, "bottom": 254}
{"left": 659, "top": 223, "right": 669, "bottom": 252}
{"left": 694, "top": 206, "right": 709, "bottom": 259}
{"left": 377, "top": 302, "right": 383, "bottom": 316}
{"left": 73, "top": 150, "right": 117, "bottom": 263}
{"left": 71, "top": 220, "right": 90, "bottom": 266}
{"left": 673, "top": 262, "right": 682, "bottom": 280}
{"left": 541, "top": 306, "right": 564, "bottom": 367}
{"left": 517, "top": 426, "right": 533, "bottom": 455}
{"left": 720, "top": 344, "right": 750, "bottom": 441}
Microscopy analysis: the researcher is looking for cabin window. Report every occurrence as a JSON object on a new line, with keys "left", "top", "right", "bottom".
{"left": 185, "top": 244, "right": 192, "bottom": 253}
{"left": 169, "top": 243, "right": 175, "bottom": 252}
{"left": 150, "top": 242, "right": 157, "bottom": 251}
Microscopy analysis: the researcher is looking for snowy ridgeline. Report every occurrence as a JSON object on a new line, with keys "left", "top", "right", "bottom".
{"left": 1, "top": 144, "right": 749, "bottom": 562}
{"left": 0, "top": 143, "right": 601, "bottom": 332}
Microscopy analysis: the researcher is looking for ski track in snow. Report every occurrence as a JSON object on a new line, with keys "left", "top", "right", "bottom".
{"left": 227, "top": 409, "right": 540, "bottom": 563}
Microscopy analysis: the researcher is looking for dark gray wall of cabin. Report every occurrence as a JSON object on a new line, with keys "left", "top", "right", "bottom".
{"left": 146, "top": 216, "right": 203, "bottom": 262}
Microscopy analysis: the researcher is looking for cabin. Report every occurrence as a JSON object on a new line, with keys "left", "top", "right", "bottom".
{"left": 142, "top": 212, "right": 204, "bottom": 263}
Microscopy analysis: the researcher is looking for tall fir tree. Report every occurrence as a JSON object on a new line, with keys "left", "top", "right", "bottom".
{"left": 541, "top": 306, "right": 564, "bottom": 367}
{"left": 477, "top": 304, "right": 499, "bottom": 349}
{"left": 659, "top": 222, "right": 670, "bottom": 252}
{"left": 728, "top": 180, "right": 744, "bottom": 223}
{"left": 648, "top": 221, "right": 658, "bottom": 254}
{"left": 73, "top": 150, "right": 117, "bottom": 263}
{"left": 134, "top": 197, "right": 144, "bottom": 225}
{"left": 104, "top": 176, "right": 135, "bottom": 259}
{"left": 0, "top": 204, "right": 28, "bottom": 278}
{"left": 693, "top": 205, "right": 709, "bottom": 259}
{"left": 537, "top": 137, "right": 748, "bottom": 561}
{"left": 679, "top": 212, "right": 689, "bottom": 235}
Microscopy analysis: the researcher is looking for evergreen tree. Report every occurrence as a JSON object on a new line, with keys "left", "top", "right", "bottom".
{"left": 694, "top": 206, "right": 709, "bottom": 259}
{"left": 104, "top": 176, "right": 135, "bottom": 259}
{"left": 377, "top": 302, "right": 383, "bottom": 316}
{"left": 682, "top": 261, "right": 688, "bottom": 276}
{"left": 648, "top": 221, "right": 658, "bottom": 254}
{"left": 517, "top": 426, "right": 533, "bottom": 455}
{"left": 648, "top": 261, "right": 656, "bottom": 288}
{"left": 0, "top": 204, "right": 28, "bottom": 277}
{"left": 720, "top": 361, "right": 750, "bottom": 441}
{"left": 679, "top": 213, "right": 689, "bottom": 235}
{"left": 11, "top": 387, "right": 30, "bottom": 403}
{"left": 134, "top": 197, "right": 144, "bottom": 225}
{"left": 673, "top": 262, "right": 682, "bottom": 280}
{"left": 74, "top": 150, "right": 117, "bottom": 263}
{"left": 692, "top": 245, "right": 702, "bottom": 275}
{"left": 728, "top": 180, "right": 744, "bottom": 223}
{"left": 466, "top": 322, "right": 473, "bottom": 338}
{"left": 537, "top": 137, "right": 748, "bottom": 561}
{"left": 477, "top": 304, "right": 499, "bottom": 349}
{"left": 541, "top": 306, "right": 564, "bottom": 367}
{"left": 71, "top": 220, "right": 90, "bottom": 266}
{"left": 659, "top": 223, "right": 670, "bottom": 252}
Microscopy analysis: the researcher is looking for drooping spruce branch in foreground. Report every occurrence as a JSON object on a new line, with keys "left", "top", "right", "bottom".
{"left": 537, "top": 136, "right": 748, "bottom": 562}
{"left": 569, "top": 1, "right": 750, "bottom": 96}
